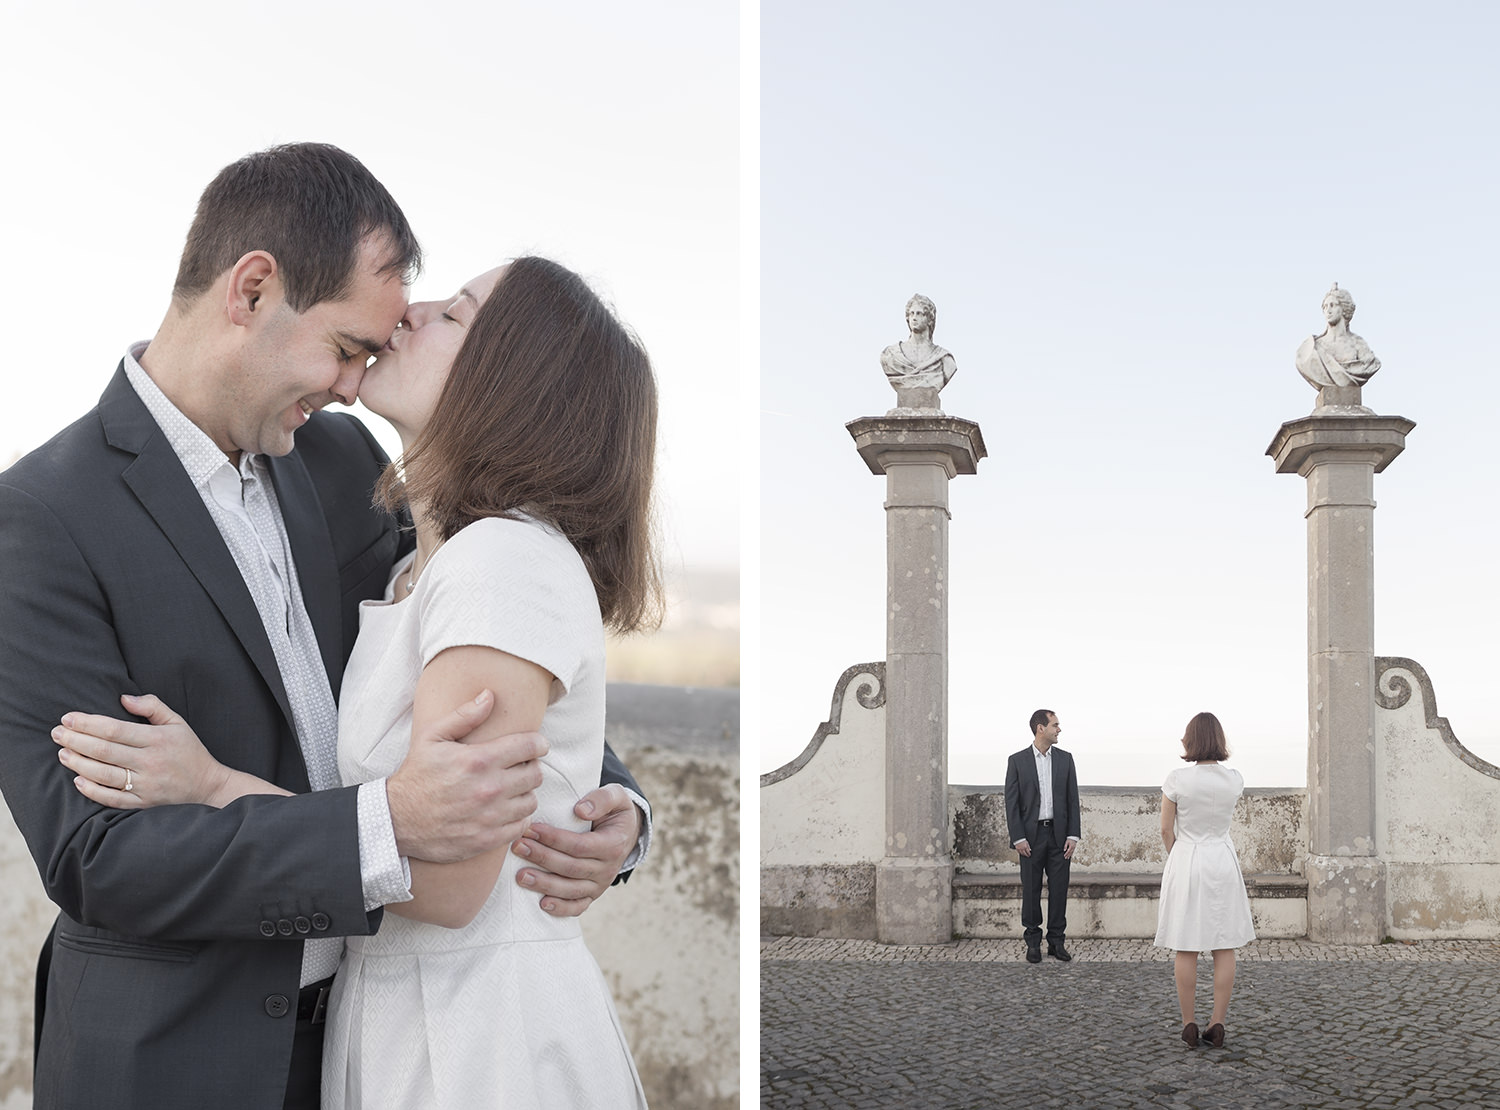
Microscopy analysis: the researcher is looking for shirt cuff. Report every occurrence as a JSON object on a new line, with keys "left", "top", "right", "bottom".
{"left": 1066, "top": 836, "right": 1080, "bottom": 844}
{"left": 357, "top": 779, "right": 412, "bottom": 911}
{"left": 617, "top": 788, "right": 652, "bottom": 874}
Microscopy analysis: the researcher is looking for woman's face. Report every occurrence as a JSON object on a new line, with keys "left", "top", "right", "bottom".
{"left": 1322, "top": 295, "right": 1344, "bottom": 325}
{"left": 360, "top": 264, "right": 508, "bottom": 440}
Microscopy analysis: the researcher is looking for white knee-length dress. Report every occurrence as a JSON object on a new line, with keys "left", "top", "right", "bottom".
{"left": 321, "top": 516, "right": 647, "bottom": 1109}
{"left": 1152, "top": 763, "right": 1256, "bottom": 952}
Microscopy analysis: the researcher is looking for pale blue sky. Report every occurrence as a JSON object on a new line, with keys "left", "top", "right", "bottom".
{"left": 0, "top": 1, "right": 738, "bottom": 572}
{"left": 760, "top": 1, "right": 1500, "bottom": 787}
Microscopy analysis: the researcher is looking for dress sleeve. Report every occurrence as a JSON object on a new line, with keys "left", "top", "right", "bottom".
{"left": 415, "top": 518, "right": 594, "bottom": 696}
{"left": 1162, "top": 767, "right": 1182, "bottom": 802}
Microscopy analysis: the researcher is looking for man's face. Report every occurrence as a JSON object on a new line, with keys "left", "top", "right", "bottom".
{"left": 907, "top": 304, "right": 932, "bottom": 333}
{"left": 1036, "top": 714, "right": 1061, "bottom": 748}
{"left": 224, "top": 238, "right": 408, "bottom": 458}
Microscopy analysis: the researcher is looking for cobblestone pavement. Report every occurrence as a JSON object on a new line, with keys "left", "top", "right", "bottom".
{"left": 761, "top": 937, "right": 1500, "bottom": 1109}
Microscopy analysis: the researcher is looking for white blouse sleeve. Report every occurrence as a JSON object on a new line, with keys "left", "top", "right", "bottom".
{"left": 415, "top": 518, "right": 594, "bottom": 696}
{"left": 1162, "top": 767, "right": 1183, "bottom": 802}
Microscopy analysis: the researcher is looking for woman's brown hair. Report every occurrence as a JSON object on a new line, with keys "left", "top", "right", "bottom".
{"left": 1180, "top": 712, "right": 1229, "bottom": 762}
{"left": 377, "top": 256, "right": 662, "bottom": 633}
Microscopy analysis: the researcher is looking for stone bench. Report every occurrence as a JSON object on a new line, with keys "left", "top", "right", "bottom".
{"left": 952, "top": 871, "right": 1308, "bottom": 940}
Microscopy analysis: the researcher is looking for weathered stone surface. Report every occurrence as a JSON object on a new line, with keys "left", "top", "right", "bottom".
{"left": 761, "top": 863, "right": 877, "bottom": 940}
{"left": 585, "top": 685, "right": 739, "bottom": 1109}
{"left": 879, "top": 293, "right": 957, "bottom": 410}
{"left": 874, "top": 857, "right": 954, "bottom": 946}
{"left": 761, "top": 664, "right": 886, "bottom": 866}
{"left": 1295, "top": 283, "right": 1381, "bottom": 398}
{"left": 949, "top": 786, "right": 1306, "bottom": 875}
{"left": 1376, "top": 657, "right": 1500, "bottom": 940}
{"left": 1304, "top": 854, "right": 1387, "bottom": 945}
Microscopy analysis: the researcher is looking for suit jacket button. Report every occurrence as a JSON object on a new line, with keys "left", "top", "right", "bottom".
{"left": 276, "top": 918, "right": 294, "bottom": 937}
{"left": 311, "top": 913, "right": 330, "bottom": 932}
{"left": 259, "top": 921, "right": 277, "bottom": 938}
{"left": 264, "top": 994, "right": 290, "bottom": 1018}
{"left": 293, "top": 916, "right": 312, "bottom": 935}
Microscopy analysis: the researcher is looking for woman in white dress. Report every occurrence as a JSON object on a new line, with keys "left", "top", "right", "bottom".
{"left": 53, "top": 257, "right": 658, "bottom": 1108}
{"left": 1153, "top": 711, "right": 1256, "bottom": 1050}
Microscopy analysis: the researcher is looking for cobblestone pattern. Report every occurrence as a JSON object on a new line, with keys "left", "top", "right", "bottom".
{"left": 762, "top": 938, "right": 1500, "bottom": 1108}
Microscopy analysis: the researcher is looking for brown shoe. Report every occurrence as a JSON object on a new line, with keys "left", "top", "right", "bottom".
{"left": 1181, "top": 1023, "right": 1200, "bottom": 1048}
{"left": 1205, "top": 1023, "right": 1225, "bottom": 1048}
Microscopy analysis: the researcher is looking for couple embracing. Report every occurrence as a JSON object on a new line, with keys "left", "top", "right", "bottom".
{"left": 0, "top": 143, "right": 655, "bottom": 1108}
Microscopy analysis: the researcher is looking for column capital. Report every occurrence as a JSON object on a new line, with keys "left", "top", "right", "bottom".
{"left": 1266, "top": 412, "right": 1416, "bottom": 477}
{"left": 846, "top": 413, "right": 987, "bottom": 477}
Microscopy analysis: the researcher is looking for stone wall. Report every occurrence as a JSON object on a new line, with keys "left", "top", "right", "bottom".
{"left": 761, "top": 656, "right": 1500, "bottom": 944}
{"left": 1376, "top": 659, "right": 1500, "bottom": 940}
{"left": 0, "top": 682, "right": 738, "bottom": 1110}
{"left": 761, "top": 664, "right": 886, "bottom": 938}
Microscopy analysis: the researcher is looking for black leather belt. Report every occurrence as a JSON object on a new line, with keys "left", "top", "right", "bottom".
{"left": 1038, "top": 819, "right": 1054, "bottom": 826}
{"left": 297, "top": 978, "right": 333, "bottom": 1025}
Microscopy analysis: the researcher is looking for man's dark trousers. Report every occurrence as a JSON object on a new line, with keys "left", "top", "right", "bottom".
{"left": 1020, "top": 820, "right": 1070, "bottom": 947}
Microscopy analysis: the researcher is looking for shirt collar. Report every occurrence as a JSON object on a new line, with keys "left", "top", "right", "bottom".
{"left": 123, "top": 341, "right": 264, "bottom": 487}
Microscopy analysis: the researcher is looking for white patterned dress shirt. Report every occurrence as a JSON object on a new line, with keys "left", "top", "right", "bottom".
{"left": 123, "top": 344, "right": 409, "bottom": 986}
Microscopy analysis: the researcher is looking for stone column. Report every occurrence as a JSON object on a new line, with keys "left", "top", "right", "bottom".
{"left": 847, "top": 414, "right": 986, "bottom": 944}
{"left": 1267, "top": 410, "right": 1413, "bottom": 944}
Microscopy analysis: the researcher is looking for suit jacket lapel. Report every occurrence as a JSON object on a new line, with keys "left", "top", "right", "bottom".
{"left": 102, "top": 368, "right": 295, "bottom": 729}
{"left": 1024, "top": 748, "right": 1041, "bottom": 815}
{"left": 266, "top": 452, "right": 343, "bottom": 693}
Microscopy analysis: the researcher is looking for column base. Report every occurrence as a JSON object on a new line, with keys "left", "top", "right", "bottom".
{"left": 875, "top": 856, "right": 953, "bottom": 945}
{"left": 1305, "top": 854, "right": 1387, "bottom": 944}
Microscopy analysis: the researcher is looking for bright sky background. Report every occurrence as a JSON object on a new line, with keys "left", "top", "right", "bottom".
{"left": 0, "top": 0, "right": 738, "bottom": 575}
{"left": 760, "top": 1, "right": 1500, "bottom": 789}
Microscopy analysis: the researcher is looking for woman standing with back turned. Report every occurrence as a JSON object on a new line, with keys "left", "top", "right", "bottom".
{"left": 1153, "top": 711, "right": 1256, "bottom": 1048}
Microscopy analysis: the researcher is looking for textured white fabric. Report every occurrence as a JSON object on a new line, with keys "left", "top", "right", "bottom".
{"left": 123, "top": 347, "right": 406, "bottom": 985}
{"left": 1153, "top": 764, "right": 1257, "bottom": 951}
{"left": 322, "top": 516, "right": 646, "bottom": 1110}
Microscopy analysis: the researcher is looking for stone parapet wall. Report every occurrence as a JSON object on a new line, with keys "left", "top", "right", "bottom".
{"left": 0, "top": 683, "right": 738, "bottom": 1110}
{"left": 950, "top": 785, "right": 1308, "bottom": 875}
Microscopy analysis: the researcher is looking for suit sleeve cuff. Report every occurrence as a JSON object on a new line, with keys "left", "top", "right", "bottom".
{"left": 357, "top": 779, "right": 412, "bottom": 910}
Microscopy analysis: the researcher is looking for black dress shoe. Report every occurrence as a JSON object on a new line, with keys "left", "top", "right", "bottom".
{"left": 1025, "top": 944, "right": 1042, "bottom": 963}
{"left": 1047, "top": 943, "right": 1072, "bottom": 962}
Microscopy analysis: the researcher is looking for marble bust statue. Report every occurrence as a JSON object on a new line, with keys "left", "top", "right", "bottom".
{"left": 881, "top": 294, "right": 957, "bottom": 408}
{"left": 1296, "top": 283, "right": 1381, "bottom": 392}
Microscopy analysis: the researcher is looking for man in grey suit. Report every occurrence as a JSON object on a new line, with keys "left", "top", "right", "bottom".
{"left": 0, "top": 144, "right": 645, "bottom": 1110}
{"left": 1004, "top": 709, "right": 1081, "bottom": 963}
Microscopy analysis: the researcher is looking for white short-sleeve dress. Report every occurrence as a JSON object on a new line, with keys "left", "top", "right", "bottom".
{"left": 320, "top": 516, "right": 647, "bottom": 1110}
{"left": 1152, "top": 763, "right": 1257, "bottom": 952}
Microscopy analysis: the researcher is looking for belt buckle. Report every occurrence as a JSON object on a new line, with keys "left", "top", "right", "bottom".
{"left": 310, "top": 984, "right": 330, "bottom": 1025}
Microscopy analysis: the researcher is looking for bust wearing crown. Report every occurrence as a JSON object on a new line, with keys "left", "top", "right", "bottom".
{"left": 882, "top": 294, "right": 957, "bottom": 407}
{"left": 1295, "top": 283, "right": 1381, "bottom": 390}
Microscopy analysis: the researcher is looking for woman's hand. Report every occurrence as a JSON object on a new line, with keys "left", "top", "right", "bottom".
{"left": 53, "top": 693, "right": 232, "bottom": 810}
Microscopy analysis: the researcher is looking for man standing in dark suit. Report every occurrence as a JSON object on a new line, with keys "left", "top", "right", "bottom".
{"left": 0, "top": 144, "right": 645, "bottom": 1110}
{"left": 1004, "top": 709, "right": 1081, "bottom": 963}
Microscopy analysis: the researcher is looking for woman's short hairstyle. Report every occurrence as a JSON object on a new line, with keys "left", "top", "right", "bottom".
{"left": 377, "top": 256, "right": 662, "bottom": 633}
{"left": 1180, "top": 712, "right": 1229, "bottom": 762}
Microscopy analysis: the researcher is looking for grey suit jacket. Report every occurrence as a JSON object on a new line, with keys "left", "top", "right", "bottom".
{"left": 1003, "top": 745, "right": 1081, "bottom": 850}
{"left": 0, "top": 367, "right": 410, "bottom": 1108}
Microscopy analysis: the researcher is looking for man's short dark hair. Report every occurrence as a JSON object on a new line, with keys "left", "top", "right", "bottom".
{"left": 172, "top": 143, "right": 421, "bottom": 312}
{"left": 1029, "top": 709, "right": 1055, "bottom": 736}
